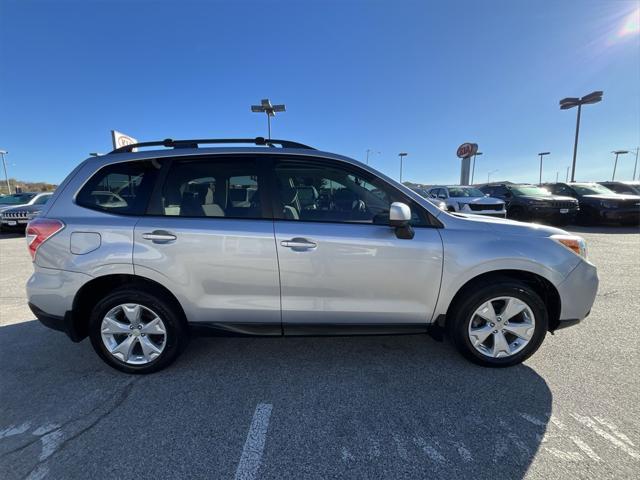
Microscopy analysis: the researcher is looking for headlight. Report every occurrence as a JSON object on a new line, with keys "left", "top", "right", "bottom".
{"left": 600, "top": 201, "right": 619, "bottom": 209}
{"left": 551, "top": 234, "right": 587, "bottom": 259}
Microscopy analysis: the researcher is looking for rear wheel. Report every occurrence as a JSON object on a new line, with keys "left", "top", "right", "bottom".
{"left": 89, "top": 287, "right": 188, "bottom": 374}
{"left": 447, "top": 281, "right": 548, "bottom": 367}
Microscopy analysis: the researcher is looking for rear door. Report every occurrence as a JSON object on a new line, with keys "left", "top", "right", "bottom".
{"left": 270, "top": 156, "right": 443, "bottom": 332}
{"left": 133, "top": 155, "right": 281, "bottom": 333}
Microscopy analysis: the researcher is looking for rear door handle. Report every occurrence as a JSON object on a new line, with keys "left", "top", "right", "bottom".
{"left": 142, "top": 230, "right": 177, "bottom": 243}
{"left": 280, "top": 238, "right": 317, "bottom": 250}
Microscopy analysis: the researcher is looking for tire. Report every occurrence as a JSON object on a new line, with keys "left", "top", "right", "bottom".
{"left": 89, "top": 287, "right": 188, "bottom": 374}
{"left": 447, "top": 281, "right": 548, "bottom": 367}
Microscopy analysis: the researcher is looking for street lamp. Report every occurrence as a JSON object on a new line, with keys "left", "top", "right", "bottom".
{"left": 538, "top": 152, "right": 550, "bottom": 185}
{"left": 398, "top": 152, "right": 408, "bottom": 183}
{"left": 559, "top": 90, "right": 603, "bottom": 182}
{"left": 250, "top": 98, "right": 286, "bottom": 140}
{"left": 0, "top": 150, "right": 10, "bottom": 195}
{"left": 611, "top": 150, "right": 629, "bottom": 181}
{"left": 487, "top": 169, "right": 499, "bottom": 183}
{"left": 471, "top": 152, "right": 483, "bottom": 184}
{"left": 632, "top": 147, "right": 639, "bottom": 181}
{"left": 365, "top": 149, "right": 380, "bottom": 165}
{"left": 565, "top": 166, "right": 570, "bottom": 182}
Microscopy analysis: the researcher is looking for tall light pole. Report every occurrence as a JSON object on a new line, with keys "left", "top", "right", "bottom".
{"left": 365, "top": 149, "right": 380, "bottom": 165}
{"left": 471, "top": 152, "right": 483, "bottom": 184}
{"left": 487, "top": 169, "right": 498, "bottom": 183}
{"left": 556, "top": 171, "right": 559, "bottom": 183}
{"left": 611, "top": 150, "right": 629, "bottom": 181}
{"left": 632, "top": 147, "right": 639, "bottom": 181}
{"left": 538, "top": 152, "right": 550, "bottom": 185}
{"left": 565, "top": 166, "right": 570, "bottom": 182}
{"left": 559, "top": 90, "right": 603, "bottom": 182}
{"left": 250, "top": 98, "right": 286, "bottom": 140}
{"left": 0, "top": 150, "right": 10, "bottom": 195}
{"left": 398, "top": 152, "right": 408, "bottom": 183}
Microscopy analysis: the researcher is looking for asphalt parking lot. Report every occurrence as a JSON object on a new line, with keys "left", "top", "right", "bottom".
{"left": 1, "top": 226, "right": 639, "bottom": 480}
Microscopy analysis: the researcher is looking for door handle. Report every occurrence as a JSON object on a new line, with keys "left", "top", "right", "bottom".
{"left": 280, "top": 238, "right": 317, "bottom": 250}
{"left": 142, "top": 230, "right": 177, "bottom": 243}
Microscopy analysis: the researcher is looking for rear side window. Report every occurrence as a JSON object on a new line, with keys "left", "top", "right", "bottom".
{"left": 159, "top": 158, "right": 264, "bottom": 219}
{"left": 76, "top": 161, "right": 158, "bottom": 215}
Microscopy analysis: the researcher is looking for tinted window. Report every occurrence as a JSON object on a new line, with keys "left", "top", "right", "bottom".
{"left": 448, "top": 187, "right": 485, "bottom": 197}
{"left": 274, "top": 159, "right": 427, "bottom": 226}
{"left": 571, "top": 184, "right": 616, "bottom": 195}
{"left": 76, "top": 161, "right": 157, "bottom": 215}
{"left": 160, "top": 159, "right": 263, "bottom": 218}
{"left": 0, "top": 193, "right": 35, "bottom": 205}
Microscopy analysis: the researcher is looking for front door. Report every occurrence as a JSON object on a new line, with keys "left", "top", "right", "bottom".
{"left": 270, "top": 157, "right": 443, "bottom": 332}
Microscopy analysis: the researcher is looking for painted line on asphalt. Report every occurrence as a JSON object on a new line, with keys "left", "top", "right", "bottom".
{"left": 234, "top": 403, "right": 273, "bottom": 480}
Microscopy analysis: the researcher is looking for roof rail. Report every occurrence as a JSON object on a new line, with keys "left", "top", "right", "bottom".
{"left": 109, "top": 137, "right": 315, "bottom": 154}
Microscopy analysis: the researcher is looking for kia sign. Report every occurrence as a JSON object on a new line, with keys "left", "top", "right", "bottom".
{"left": 456, "top": 143, "right": 478, "bottom": 159}
{"left": 111, "top": 130, "right": 138, "bottom": 152}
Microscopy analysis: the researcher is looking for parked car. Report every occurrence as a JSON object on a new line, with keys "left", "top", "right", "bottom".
{"left": 0, "top": 192, "right": 53, "bottom": 230}
{"left": 427, "top": 185, "right": 506, "bottom": 217}
{"left": 27, "top": 137, "right": 598, "bottom": 373}
{"left": 597, "top": 181, "right": 640, "bottom": 196}
{"left": 544, "top": 182, "right": 640, "bottom": 225}
{"left": 409, "top": 187, "right": 447, "bottom": 211}
{"left": 478, "top": 183, "right": 578, "bottom": 224}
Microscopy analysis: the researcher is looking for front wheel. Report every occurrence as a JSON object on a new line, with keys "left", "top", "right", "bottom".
{"left": 447, "top": 281, "right": 548, "bottom": 367}
{"left": 89, "top": 287, "right": 188, "bottom": 374}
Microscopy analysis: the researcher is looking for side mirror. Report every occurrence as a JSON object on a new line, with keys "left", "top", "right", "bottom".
{"left": 389, "top": 202, "right": 414, "bottom": 239}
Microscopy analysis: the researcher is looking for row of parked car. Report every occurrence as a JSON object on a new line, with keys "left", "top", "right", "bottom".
{"left": 0, "top": 192, "right": 53, "bottom": 230}
{"left": 412, "top": 181, "right": 640, "bottom": 226}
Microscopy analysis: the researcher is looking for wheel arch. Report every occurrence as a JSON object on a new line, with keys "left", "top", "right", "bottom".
{"left": 443, "top": 269, "right": 562, "bottom": 332}
{"left": 70, "top": 274, "right": 188, "bottom": 341}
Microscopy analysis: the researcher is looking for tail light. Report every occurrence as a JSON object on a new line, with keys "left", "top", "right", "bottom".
{"left": 26, "top": 218, "right": 65, "bottom": 261}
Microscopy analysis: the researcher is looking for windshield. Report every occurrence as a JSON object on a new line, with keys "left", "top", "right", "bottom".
{"left": 510, "top": 186, "right": 552, "bottom": 196}
{"left": 447, "top": 187, "right": 485, "bottom": 197}
{"left": 0, "top": 194, "right": 36, "bottom": 205}
{"left": 572, "top": 184, "right": 616, "bottom": 195}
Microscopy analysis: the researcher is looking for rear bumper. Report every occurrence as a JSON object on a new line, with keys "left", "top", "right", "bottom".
{"left": 555, "top": 259, "right": 599, "bottom": 328}
{"left": 29, "top": 302, "right": 83, "bottom": 342}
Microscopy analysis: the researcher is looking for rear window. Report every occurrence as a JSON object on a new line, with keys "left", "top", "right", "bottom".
{"left": 76, "top": 161, "right": 158, "bottom": 215}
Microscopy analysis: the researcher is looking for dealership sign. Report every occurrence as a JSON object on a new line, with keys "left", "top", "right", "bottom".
{"left": 456, "top": 142, "right": 478, "bottom": 159}
{"left": 111, "top": 130, "right": 138, "bottom": 151}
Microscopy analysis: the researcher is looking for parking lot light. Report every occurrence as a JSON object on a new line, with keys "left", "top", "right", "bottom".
{"left": 398, "top": 152, "right": 408, "bottom": 182}
{"left": 0, "top": 150, "right": 10, "bottom": 195}
{"left": 250, "top": 98, "right": 286, "bottom": 140}
{"left": 538, "top": 152, "right": 550, "bottom": 185}
{"left": 559, "top": 91, "right": 603, "bottom": 182}
{"left": 611, "top": 150, "right": 629, "bottom": 181}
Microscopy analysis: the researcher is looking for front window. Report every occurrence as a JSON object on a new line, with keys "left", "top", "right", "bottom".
{"left": 447, "top": 187, "right": 485, "bottom": 198}
{"left": 571, "top": 184, "right": 616, "bottom": 195}
{"left": 273, "top": 159, "right": 427, "bottom": 225}
{"left": 510, "top": 186, "right": 552, "bottom": 196}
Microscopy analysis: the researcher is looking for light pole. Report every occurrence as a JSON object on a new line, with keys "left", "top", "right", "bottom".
{"left": 559, "top": 90, "right": 603, "bottom": 182}
{"left": 632, "top": 147, "right": 639, "bottom": 181}
{"left": 611, "top": 150, "right": 629, "bottom": 181}
{"left": 251, "top": 98, "right": 286, "bottom": 140}
{"left": 365, "top": 149, "right": 380, "bottom": 165}
{"left": 556, "top": 171, "right": 559, "bottom": 183}
{"left": 471, "top": 152, "right": 483, "bottom": 184}
{"left": 487, "top": 169, "right": 498, "bottom": 183}
{"left": 398, "top": 152, "right": 408, "bottom": 183}
{"left": 0, "top": 150, "right": 10, "bottom": 195}
{"left": 538, "top": 152, "right": 550, "bottom": 185}
{"left": 565, "top": 166, "right": 570, "bottom": 182}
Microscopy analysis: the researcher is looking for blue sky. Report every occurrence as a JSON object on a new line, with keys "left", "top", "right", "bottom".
{"left": 1, "top": 0, "right": 639, "bottom": 185}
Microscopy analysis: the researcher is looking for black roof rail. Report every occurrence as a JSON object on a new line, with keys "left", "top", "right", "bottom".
{"left": 109, "top": 137, "right": 315, "bottom": 154}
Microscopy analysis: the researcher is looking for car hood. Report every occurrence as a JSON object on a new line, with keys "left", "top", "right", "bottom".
{"left": 2, "top": 204, "right": 42, "bottom": 213}
{"left": 451, "top": 196, "right": 503, "bottom": 205}
{"left": 448, "top": 211, "right": 568, "bottom": 236}
{"left": 582, "top": 194, "right": 640, "bottom": 201}
{"left": 0, "top": 203, "right": 30, "bottom": 212}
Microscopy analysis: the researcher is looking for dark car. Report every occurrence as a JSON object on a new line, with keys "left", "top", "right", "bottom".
{"left": 0, "top": 193, "right": 52, "bottom": 231}
{"left": 543, "top": 182, "right": 640, "bottom": 225}
{"left": 597, "top": 181, "right": 640, "bottom": 196}
{"left": 478, "top": 183, "right": 579, "bottom": 224}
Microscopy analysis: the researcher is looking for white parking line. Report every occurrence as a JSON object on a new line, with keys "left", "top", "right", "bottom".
{"left": 234, "top": 403, "right": 273, "bottom": 480}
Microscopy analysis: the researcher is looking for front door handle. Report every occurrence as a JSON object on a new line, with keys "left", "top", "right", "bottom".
{"left": 142, "top": 230, "right": 177, "bottom": 243}
{"left": 280, "top": 238, "right": 317, "bottom": 250}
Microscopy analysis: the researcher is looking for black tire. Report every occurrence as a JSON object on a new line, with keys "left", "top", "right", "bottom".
{"left": 89, "top": 287, "right": 188, "bottom": 374}
{"left": 447, "top": 281, "right": 548, "bottom": 367}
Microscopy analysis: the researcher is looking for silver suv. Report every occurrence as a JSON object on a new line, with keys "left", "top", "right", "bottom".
{"left": 26, "top": 138, "right": 598, "bottom": 373}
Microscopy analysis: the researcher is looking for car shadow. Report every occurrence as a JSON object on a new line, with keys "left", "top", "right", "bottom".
{"left": 566, "top": 225, "right": 640, "bottom": 235}
{"left": 1, "top": 320, "right": 552, "bottom": 480}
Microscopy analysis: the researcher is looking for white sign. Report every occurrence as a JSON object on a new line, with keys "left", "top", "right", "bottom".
{"left": 111, "top": 130, "right": 138, "bottom": 151}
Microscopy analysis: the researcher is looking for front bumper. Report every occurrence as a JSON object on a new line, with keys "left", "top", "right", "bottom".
{"left": 555, "top": 259, "right": 599, "bottom": 329}
{"left": 529, "top": 207, "right": 579, "bottom": 220}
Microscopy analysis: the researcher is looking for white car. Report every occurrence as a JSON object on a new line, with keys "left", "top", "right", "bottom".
{"left": 428, "top": 186, "right": 506, "bottom": 217}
